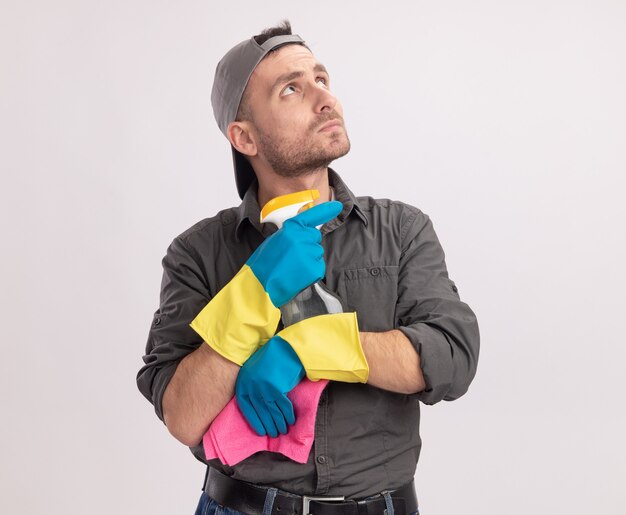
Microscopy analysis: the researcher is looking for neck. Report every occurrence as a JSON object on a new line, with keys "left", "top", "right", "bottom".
{"left": 257, "top": 168, "right": 332, "bottom": 210}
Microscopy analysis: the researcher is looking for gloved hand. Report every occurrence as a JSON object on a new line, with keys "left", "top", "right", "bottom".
{"left": 190, "top": 200, "right": 343, "bottom": 365}
{"left": 235, "top": 335, "right": 305, "bottom": 437}
{"left": 236, "top": 312, "right": 369, "bottom": 437}
{"left": 247, "top": 200, "right": 343, "bottom": 307}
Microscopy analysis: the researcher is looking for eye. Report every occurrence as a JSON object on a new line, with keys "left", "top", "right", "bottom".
{"left": 281, "top": 85, "right": 297, "bottom": 96}
{"left": 317, "top": 77, "right": 329, "bottom": 87}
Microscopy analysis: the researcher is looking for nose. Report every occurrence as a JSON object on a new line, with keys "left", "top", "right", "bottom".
{"left": 313, "top": 83, "right": 338, "bottom": 114}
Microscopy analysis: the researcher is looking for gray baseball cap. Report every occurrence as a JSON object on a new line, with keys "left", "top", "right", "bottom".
{"left": 211, "top": 34, "right": 309, "bottom": 199}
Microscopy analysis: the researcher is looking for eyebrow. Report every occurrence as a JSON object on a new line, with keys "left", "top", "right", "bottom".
{"left": 270, "top": 63, "right": 329, "bottom": 94}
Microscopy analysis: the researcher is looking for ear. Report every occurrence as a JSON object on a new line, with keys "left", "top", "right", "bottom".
{"left": 227, "top": 121, "right": 258, "bottom": 158}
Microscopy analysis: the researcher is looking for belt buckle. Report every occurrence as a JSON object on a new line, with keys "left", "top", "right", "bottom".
{"left": 302, "top": 495, "right": 345, "bottom": 515}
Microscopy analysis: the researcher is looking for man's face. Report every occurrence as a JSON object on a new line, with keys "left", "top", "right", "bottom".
{"left": 244, "top": 44, "right": 350, "bottom": 178}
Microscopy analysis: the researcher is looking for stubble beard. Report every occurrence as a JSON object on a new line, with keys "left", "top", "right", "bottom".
{"left": 256, "top": 125, "right": 351, "bottom": 178}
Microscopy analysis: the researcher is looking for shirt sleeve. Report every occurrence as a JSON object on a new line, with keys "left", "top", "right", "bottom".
{"left": 136, "top": 236, "right": 210, "bottom": 423}
{"left": 395, "top": 207, "right": 480, "bottom": 405}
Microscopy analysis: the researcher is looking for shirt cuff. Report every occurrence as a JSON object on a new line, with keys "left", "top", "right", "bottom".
{"left": 398, "top": 323, "right": 454, "bottom": 405}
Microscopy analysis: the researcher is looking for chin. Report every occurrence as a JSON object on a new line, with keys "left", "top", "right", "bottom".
{"left": 327, "top": 137, "right": 350, "bottom": 160}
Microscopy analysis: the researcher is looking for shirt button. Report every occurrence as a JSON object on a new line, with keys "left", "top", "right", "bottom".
{"left": 153, "top": 317, "right": 161, "bottom": 326}
{"left": 316, "top": 455, "right": 327, "bottom": 464}
{"left": 452, "top": 285, "right": 458, "bottom": 293}
{"left": 370, "top": 267, "right": 380, "bottom": 276}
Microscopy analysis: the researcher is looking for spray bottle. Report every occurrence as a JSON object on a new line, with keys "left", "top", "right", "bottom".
{"left": 260, "top": 189, "right": 344, "bottom": 327}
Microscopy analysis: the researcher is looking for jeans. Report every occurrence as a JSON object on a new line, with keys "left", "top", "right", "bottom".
{"left": 194, "top": 492, "right": 247, "bottom": 515}
{"left": 194, "top": 491, "right": 420, "bottom": 515}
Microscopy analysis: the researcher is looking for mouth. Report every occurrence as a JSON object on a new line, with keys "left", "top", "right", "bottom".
{"left": 318, "top": 120, "right": 343, "bottom": 132}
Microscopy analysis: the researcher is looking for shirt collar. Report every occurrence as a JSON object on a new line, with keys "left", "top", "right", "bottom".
{"left": 234, "top": 179, "right": 265, "bottom": 241}
{"left": 234, "top": 167, "right": 368, "bottom": 242}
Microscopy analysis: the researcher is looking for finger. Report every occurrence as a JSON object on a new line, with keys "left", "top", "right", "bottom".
{"left": 313, "top": 243, "right": 324, "bottom": 261}
{"left": 290, "top": 201, "right": 343, "bottom": 228}
{"left": 265, "top": 400, "right": 288, "bottom": 435}
{"left": 302, "top": 225, "right": 322, "bottom": 244}
{"left": 275, "top": 394, "right": 296, "bottom": 426}
{"left": 237, "top": 394, "right": 267, "bottom": 436}
{"left": 299, "top": 236, "right": 325, "bottom": 255}
{"left": 252, "top": 392, "right": 279, "bottom": 438}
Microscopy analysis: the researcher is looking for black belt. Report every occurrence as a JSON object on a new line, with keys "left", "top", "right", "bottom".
{"left": 204, "top": 467, "right": 418, "bottom": 515}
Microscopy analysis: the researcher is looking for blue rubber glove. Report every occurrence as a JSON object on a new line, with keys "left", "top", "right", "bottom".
{"left": 247, "top": 201, "right": 343, "bottom": 307}
{"left": 235, "top": 336, "right": 306, "bottom": 437}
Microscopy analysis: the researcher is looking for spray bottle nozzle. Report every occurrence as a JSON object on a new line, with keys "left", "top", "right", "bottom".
{"left": 260, "top": 190, "right": 320, "bottom": 229}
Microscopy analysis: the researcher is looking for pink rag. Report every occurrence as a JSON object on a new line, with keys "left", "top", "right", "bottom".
{"left": 203, "top": 378, "right": 328, "bottom": 466}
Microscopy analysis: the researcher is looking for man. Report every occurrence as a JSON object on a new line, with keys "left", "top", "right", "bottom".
{"left": 137, "top": 20, "right": 480, "bottom": 515}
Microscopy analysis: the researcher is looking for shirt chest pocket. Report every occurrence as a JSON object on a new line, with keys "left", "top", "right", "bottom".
{"left": 336, "top": 265, "right": 399, "bottom": 332}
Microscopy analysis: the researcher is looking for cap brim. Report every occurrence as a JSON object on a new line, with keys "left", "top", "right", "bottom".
{"left": 231, "top": 146, "right": 256, "bottom": 199}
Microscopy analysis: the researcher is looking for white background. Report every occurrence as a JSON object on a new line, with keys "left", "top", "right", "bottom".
{"left": 1, "top": 1, "right": 625, "bottom": 514}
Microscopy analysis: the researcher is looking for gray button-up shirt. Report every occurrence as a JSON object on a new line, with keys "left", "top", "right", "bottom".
{"left": 137, "top": 168, "right": 480, "bottom": 498}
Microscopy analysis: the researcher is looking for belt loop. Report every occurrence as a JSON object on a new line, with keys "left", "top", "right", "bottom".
{"left": 262, "top": 487, "right": 278, "bottom": 515}
{"left": 381, "top": 491, "right": 394, "bottom": 515}
{"left": 201, "top": 466, "right": 209, "bottom": 491}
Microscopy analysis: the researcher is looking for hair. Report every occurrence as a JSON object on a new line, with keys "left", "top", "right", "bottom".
{"left": 253, "top": 19, "right": 292, "bottom": 46}
{"left": 235, "top": 20, "right": 293, "bottom": 123}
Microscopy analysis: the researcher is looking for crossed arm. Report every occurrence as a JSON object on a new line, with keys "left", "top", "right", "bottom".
{"left": 162, "top": 330, "right": 424, "bottom": 447}
{"left": 140, "top": 209, "right": 479, "bottom": 448}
